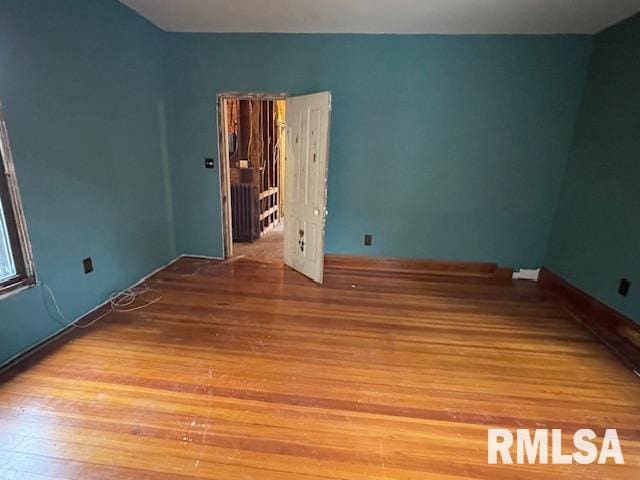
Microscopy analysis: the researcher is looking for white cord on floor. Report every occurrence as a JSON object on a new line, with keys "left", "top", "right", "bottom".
{"left": 42, "top": 283, "right": 162, "bottom": 329}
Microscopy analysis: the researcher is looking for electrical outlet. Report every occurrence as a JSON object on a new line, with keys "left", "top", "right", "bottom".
{"left": 204, "top": 158, "right": 215, "bottom": 169}
{"left": 364, "top": 234, "right": 373, "bottom": 246}
{"left": 619, "top": 278, "right": 630, "bottom": 297}
{"left": 83, "top": 257, "right": 94, "bottom": 274}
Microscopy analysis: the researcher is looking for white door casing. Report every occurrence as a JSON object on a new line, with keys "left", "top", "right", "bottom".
{"left": 284, "top": 92, "right": 331, "bottom": 284}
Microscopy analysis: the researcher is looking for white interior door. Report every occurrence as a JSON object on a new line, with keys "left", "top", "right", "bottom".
{"left": 284, "top": 92, "right": 331, "bottom": 284}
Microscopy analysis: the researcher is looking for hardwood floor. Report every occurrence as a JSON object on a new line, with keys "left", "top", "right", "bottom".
{"left": 0, "top": 256, "right": 639, "bottom": 479}
{"left": 233, "top": 223, "right": 283, "bottom": 260}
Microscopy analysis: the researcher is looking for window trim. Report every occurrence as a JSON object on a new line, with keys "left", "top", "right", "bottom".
{"left": 0, "top": 103, "right": 36, "bottom": 297}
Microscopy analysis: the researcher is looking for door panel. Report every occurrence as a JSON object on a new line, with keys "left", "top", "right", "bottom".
{"left": 284, "top": 92, "right": 331, "bottom": 284}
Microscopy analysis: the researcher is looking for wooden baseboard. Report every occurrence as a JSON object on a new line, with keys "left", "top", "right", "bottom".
{"left": 0, "top": 322, "right": 73, "bottom": 380}
{"left": 538, "top": 268, "right": 640, "bottom": 372}
{"left": 324, "top": 254, "right": 513, "bottom": 282}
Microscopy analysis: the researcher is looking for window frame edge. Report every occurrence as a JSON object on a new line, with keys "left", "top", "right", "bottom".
{"left": 0, "top": 102, "right": 36, "bottom": 298}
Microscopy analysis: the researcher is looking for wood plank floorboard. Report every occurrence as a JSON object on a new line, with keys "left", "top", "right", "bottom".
{"left": 0, "top": 257, "right": 638, "bottom": 479}
{"left": 232, "top": 223, "right": 283, "bottom": 260}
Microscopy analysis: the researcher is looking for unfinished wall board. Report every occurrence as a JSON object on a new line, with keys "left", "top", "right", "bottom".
{"left": 226, "top": 98, "right": 283, "bottom": 243}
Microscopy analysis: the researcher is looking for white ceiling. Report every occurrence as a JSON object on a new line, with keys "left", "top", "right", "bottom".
{"left": 119, "top": 0, "right": 640, "bottom": 34}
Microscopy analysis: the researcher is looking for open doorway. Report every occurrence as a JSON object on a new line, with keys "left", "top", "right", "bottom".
{"left": 218, "top": 91, "right": 332, "bottom": 283}
{"left": 217, "top": 93, "right": 287, "bottom": 261}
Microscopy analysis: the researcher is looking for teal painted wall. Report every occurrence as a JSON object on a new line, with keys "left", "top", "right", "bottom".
{"left": 0, "top": 0, "right": 174, "bottom": 365}
{"left": 165, "top": 34, "right": 592, "bottom": 267}
{"left": 0, "top": 1, "right": 603, "bottom": 366}
{"left": 545, "top": 14, "right": 640, "bottom": 324}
